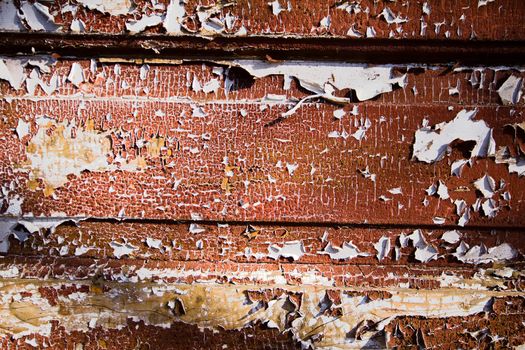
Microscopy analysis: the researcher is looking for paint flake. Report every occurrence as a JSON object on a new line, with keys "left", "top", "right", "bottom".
{"left": 437, "top": 180, "right": 449, "bottom": 200}
{"left": 164, "top": 0, "right": 185, "bottom": 34}
{"left": 202, "top": 79, "right": 220, "bottom": 93}
{"left": 19, "top": 1, "right": 60, "bottom": 32}
{"left": 451, "top": 159, "right": 469, "bottom": 177}
{"left": 379, "top": 7, "right": 408, "bottom": 24}
{"left": 333, "top": 109, "right": 345, "bottom": 120}
{"left": 454, "top": 242, "right": 517, "bottom": 264}
{"left": 388, "top": 187, "right": 402, "bottom": 195}
{"left": 0, "top": 0, "right": 25, "bottom": 30}
{"left": 0, "top": 58, "right": 26, "bottom": 90}
{"left": 474, "top": 174, "right": 496, "bottom": 198}
{"left": 126, "top": 14, "right": 163, "bottom": 34}
{"left": 497, "top": 75, "right": 523, "bottom": 105}
{"left": 189, "top": 223, "right": 205, "bottom": 234}
{"left": 432, "top": 217, "right": 446, "bottom": 225}
{"left": 374, "top": 236, "right": 391, "bottom": 261}
{"left": 146, "top": 237, "right": 162, "bottom": 249}
{"left": 70, "top": 18, "right": 86, "bottom": 32}
{"left": 268, "top": 241, "right": 305, "bottom": 261}
{"left": 412, "top": 109, "right": 495, "bottom": 163}
{"left": 226, "top": 60, "right": 406, "bottom": 102}
{"left": 16, "top": 119, "right": 31, "bottom": 139}
{"left": 407, "top": 230, "right": 439, "bottom": 263}
{"left": 478, "top": 0, "right": 496, "bottom": 7}
{"left": 320, "top": 241, "right": 369, "bottom": 260}
{"left": 67, "top": 63, "right": 85, "bottom": 87}
{"left": 109, "top": 240, "right": 138, "bottom": 258}
{"left": 442, "top": 230, "right": 461, "bottom": 244}
{"left": 77, "top": 0, "right": 132, "bottom": 16}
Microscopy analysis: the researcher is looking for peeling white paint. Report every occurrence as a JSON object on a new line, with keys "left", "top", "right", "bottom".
{"left": 374, "top": 236, "right": 391, "bottom": 261}
{"left": 225, "top": 60, "right": 407, "bottom": 102}
{"left": 67, "top": 63, "right": 85, "bottom": 87}
{"left": 109, "top": 239, "right": 138, "bottom": 258}
{"left": 454, "top": 242, "right": 517, "bottom": 264}
{"left": 126, "top": 14, "right": 164, "bottom": 34}
{"left": 77, "top": 0, "right": 132, "bottom": 16}
{"left": 19, "top": 1, "right": 60, "bottom": 32}
{"left": 442, "top": 230, "right": 461, "bottom": 244}
{"left": 412, "top": 109, "right": 495, "bottom": 163}
{"left": 497, "top": 75, "right": 523, "bottom": 105}
{"left": 268, "top": 241, "right": 305, "bottom": 261}
{"left": 164, "top": 0, "right": 186, "bottom": 34}
{"left": 0, "top": 0, "right": 25, "bottom": 30}
{"left": 474, "top": 174, "right": 496, "bottom": 198}
{"left": 320, "top": 241, "right": 369, "bottom": 260}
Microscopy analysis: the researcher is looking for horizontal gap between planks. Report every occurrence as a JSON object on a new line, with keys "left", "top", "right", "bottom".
{"left": 1, "top": 32, "right": 525, "bottom": 65}
{"left": 6, "top": 216, "right": 525, "bottom": 232}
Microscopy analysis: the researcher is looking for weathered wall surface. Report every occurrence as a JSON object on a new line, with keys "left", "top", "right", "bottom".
{"left": 1, "top": 0, "right": 525, "bottom": 349}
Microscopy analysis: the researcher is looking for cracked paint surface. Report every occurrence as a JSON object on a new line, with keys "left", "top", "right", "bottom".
{"left": 0, "top": 6, "right": 524, "bottom": 347}
{"left": 1, "top": 0, "right": 524, "bottom": 42}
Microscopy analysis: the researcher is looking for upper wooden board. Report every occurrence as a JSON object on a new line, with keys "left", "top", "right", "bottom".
{"left": 1, "top": 0, "right": 525, "bottom": 41}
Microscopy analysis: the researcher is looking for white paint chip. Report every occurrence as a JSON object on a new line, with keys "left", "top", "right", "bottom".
{"left": 192, "top": 105, "right": 207, "bottom": 118}
{"left": 451, "top": 159, "right": 469, "bottom": 177}
{"left": 70, "top": 18, "right": 86, "bottom": 32}
{"left": 412, "top": 109, "right": 495, "bottom": 163}
{"left": 454, "top": 242, "right": 517, "bottom": 264}
{"left": 497, "top": 75, "right": 523, "bottom": 105}
{"left": 478, "top": 0, "right": 496, "bottom": 7}
{"left": 286, "top": 163, "right": 298, "bottom": 176}
{"left": 333, "top": 109, "right": 345, "bottom": 120}
{"left": 268, "top": 241, "right": 305, "bottom": 261}
{"left": 74, "top": 246, "right": 91, "bottom": 256}
{"left": 126, "top": 14, "right": 163, "bottom": 34}
{"left": 0, "top": 58, "right": 26, "bottom": 90}
{"left": 202, "top": 79, "right": 220, "bottom": 93}
{"left": 432, "top": 217, "right": 446, "bottom": 225}
{"left": 407, "top": 229, "right": 439, "bottom": 263}
{"left": 437, "top": 180, "right": 449, "bottom": 200}
{"left": 189, "top": 223, "right": 206, "bottom": 234}
{"left": 268, "top": 0, "right": 285, "bottom": 16}
{"left": 19, "top": 1, "right": 60, "bottom": 32}
{"left": 67, "top": 63, "right": 85, "bottom": 87}
{"left": 473, "top": 174, "right": 496, "bottom": 198}
{"left": 139, "top": 64, "right": 150, "bottom": 80}
{"left": 442, "top": 230, "right": 461, "bottom": 244}
{"left": 320, "top": 241, "right": 369, "bottom": 260}
{"left": 374, "top": 236, "right": 391, "bottom": 261}
{"left": 77, "top": 0, "right": 132, "bottom": 16}
{"left": 388, "top": 187, "right": 402, "bottom": 195}
{"left": 0, "top": 0, "right": 25, "bottom": 30}
{"left": 109, "top": 240, "right": 138, "bottom": 259}
{"left": 379, "top": 7, "right": 408, "bottom": 24}
{"left": 164, "top": 0, "right": 185, "bottom": 34}
{"left": 422, "top": 2, "right": 431, "bottom": 15}
{"left": 146, "top": 237, "right": 162, "bottom": 249}
{"left": 226, "top": 60, "right": 407, "bottom": 102}
{"left": 16, "top": 119, "right": 31, "bottom": 139}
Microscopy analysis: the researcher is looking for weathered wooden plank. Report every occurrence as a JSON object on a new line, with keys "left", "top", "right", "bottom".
{"left": 3, "top": 221, "right": 524, "bottom": 268}
{"left": 1, "top": 59, "right": 524, "bottom": 226}
{"left": 3, "top": 0, "right": 525, "bottom": 41}
{"left": 0, "top": 274, "right": 522, "bottom": 349}
{"left": 1, "top": 3, "right": 524, "bottom": 346}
